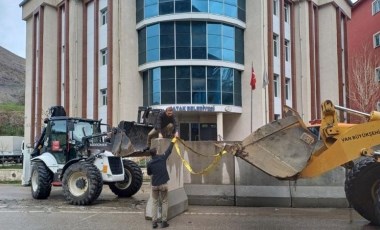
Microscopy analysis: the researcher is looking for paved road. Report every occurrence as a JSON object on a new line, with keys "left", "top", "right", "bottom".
{"left": 0, "top": 184, "right": 376, "bottom": 230}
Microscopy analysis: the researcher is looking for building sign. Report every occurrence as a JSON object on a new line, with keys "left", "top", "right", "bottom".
{"left": 341, "top": 128, "right": 380, "bottom": 143}
{"left": 154, "top": 105, "right": 242, "bottom": 113}
{"left": 173, "top": 105, "right": 215, "bottom": 112}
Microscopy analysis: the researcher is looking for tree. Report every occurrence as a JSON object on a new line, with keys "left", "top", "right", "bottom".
{"left": 0, "top": 111, "right": 24, "bottom": 136}
{"left": 348, "top": 44, "right": 380, "bottom": 123}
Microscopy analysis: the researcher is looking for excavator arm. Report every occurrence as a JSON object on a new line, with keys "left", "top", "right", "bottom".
{"left": 231, "top": 100, "right": 380, "bottom": 179}
{"left": 300, "top": 100, "right": 380, "bottom": 178}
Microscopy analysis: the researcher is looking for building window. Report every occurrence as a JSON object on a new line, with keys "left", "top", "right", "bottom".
{"left": 374, "top": 32, "right": 380, "bottom": 48}
{"left": 285, "top": 40, "right": 290, "bottom": 61}
{"left": 143, "top": 66, "right": 241, "bottom": 107}
{"left": 273, "top": 0, "right": 278, "bottom": 16}
{"left": 273, "top": 34, "right": 279, "bottom": 57}
{"left": 139, "top": 21, "right": 244, "bottom": 65}
{"left": 192, "top": 66, "right": 206, "bottom": 104}
{"left": 376, "top": 67, "right": 380, "bottom": 82}
{"left": 161, "top": 66, "right": 175, "bottom": 104}
{"left": 285, "top": 78, "right": 290, "bottom": 100}
{"left": 159, "top": 0, "right": 174, "bottom": 15}
{"left": 160, "top": 22, "right": 175, "bottom": 60}
{"left": 100, "top": 89, "right": 107, "bottom": 106}
{"left": 373, "top": 0, "right": 380, "bottom": 15}
{"left": 100, "top": 48, "right": 108, "bottom": 65}
{"left": 274, "top": 74, "right": 279, "bottom": 97}
{"left": 100, "top": 8, "right": 107, "bottom": 25}
{"left": 284, "top": 3, "right": 290, "bottom": 22}
{"left": 138, "top": 0, "right": 246, "bottom": 23}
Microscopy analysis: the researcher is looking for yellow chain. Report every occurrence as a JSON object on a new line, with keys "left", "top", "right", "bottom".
{"left": 173, "top": 140, "right": 228, "bottom": 175}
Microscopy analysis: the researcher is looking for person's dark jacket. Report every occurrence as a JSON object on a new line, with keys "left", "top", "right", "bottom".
{"left": 147, "top": 143, "right": 174, "bottom": 186}
{"left": 155, "top": 111, "right": 178, "bottom": 134}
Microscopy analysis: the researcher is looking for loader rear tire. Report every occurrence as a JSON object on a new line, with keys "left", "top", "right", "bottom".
{"left": 31, "top": 161, "right": 53, "bottom": 199}
{"left": 374, "top": 187, "right": 380, "bottom": 225}
{"left": 345, "top": 157, "right": 380, "bottom": 225}
{"left": 109, "top": 159, "right": 143, "bottom": 197}
{"left": 62, "top": 161, "right": 103, "bottom": 205}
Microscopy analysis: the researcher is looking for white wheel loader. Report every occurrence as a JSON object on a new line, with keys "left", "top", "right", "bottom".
{"left": 30, "top": 106, "right": 143, "bottom": 205}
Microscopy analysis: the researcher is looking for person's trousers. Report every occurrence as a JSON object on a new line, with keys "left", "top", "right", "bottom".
{"left": 151, "top": 184, "right": 168, "bottom": 222}
{"left": 147, "top": 123, "right": 174, "bottom": 147}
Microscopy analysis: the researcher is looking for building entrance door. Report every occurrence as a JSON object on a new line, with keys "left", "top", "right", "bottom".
{"left": 179, "top": 123, "right": 217, "bottom": 141}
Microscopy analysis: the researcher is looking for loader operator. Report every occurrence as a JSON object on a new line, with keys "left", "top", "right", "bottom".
{"left": 144, "top": 106, "right": 179, "bottom": 151}
{"left": 147, "top": 137, "right": 177, "bottom": 228}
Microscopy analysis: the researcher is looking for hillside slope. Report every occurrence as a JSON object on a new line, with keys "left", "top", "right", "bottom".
{"left": 0, "top": 46, "right": 25, "bottom": 104}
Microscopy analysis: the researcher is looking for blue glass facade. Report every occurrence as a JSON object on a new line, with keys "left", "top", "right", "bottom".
{"left": 143, "top": 66, "right": 242, "bottom": 106}
{"left": 138, "top": 21, "right": 244, "bottom": 65}
{"left": 136, "top": 0, "right": 246, "bottom": 22}
{"left": 138, "top": 0, "right": 245, "bottom": 107}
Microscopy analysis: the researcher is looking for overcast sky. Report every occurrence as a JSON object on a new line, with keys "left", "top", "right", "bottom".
{"left": 0, "top": 1, "right": 25, "bottom": 58}
{"left": 0, "top": 0, "right": 359, "bottom": 59}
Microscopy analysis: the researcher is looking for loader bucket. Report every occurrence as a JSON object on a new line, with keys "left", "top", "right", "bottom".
{"left": 116, "top": 121, "right": 152, "bottom": 156}
{"left": 235, "top": 107, "right": 318, "bottom": 179}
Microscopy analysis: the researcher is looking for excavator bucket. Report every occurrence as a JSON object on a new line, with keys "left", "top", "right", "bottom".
{"left": 235, "top": 106, "right": 318, "bottom": 179}
{"left": 116, "top": 121, "right": 152, "bottom": 156}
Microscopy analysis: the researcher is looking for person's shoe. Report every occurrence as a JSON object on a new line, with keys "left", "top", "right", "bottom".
{"left": 161, "top": 221, "right": 169, "bottom": 228}
{"left": 143, "top": 146, "right": 150, "bottom": 152}
{"left": 152, "top": 221, "right": 158, "bottom": 229}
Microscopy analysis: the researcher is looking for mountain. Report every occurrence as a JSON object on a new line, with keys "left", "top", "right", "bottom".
{"left": 0, "top": 46, "right": 25, "bottom": 104}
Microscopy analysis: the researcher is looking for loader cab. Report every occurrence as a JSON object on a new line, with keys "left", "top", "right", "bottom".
{"left": 44, "top": 118, "right": 68, "bottom": 164}
{"left": 41, "top": 117, "right": 105, "bottom": 164}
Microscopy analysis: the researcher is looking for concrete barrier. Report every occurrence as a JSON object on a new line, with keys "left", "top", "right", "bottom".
{"left": 182, "top": 141, "right": 348, "bottom": 208}
{"left": 183, "top": 141, "right": 235, "bottom": 206}
{"left": 15, "top": 140, "right": 348, "bottom": 209}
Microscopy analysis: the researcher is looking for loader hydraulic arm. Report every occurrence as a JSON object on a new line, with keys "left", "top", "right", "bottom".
{"left": 229, "top": 99, "right": 380, "bottom": 180}
{"left": 78, "top": 128, "right": 128, "bottom": 156}
{"left": 299, "top": 101, "right": 380, "bottom": 178}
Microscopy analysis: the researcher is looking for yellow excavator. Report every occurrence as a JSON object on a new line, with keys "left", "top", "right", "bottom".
{"left": 225, "top": 100, "right": 380, "bottom": 225}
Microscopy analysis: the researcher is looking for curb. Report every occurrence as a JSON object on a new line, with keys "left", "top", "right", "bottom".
{"left": 0, "top": 169, "right": 22, "bottom": 181}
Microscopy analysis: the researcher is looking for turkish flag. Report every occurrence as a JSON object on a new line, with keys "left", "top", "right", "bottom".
{"left": 250, "top": 66, "right": 256, "bottom": 90}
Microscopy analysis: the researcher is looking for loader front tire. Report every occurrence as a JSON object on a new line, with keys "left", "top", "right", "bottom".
{"left": 345, "top": 157, "right": 380, "bottom": 225}
{"left": 109, "top": 159, "right": 143, "bottom": 197}
{"left": 31, "top": 161, "right": 53, "bottom": 199}
{"left": 62, "top": 161, "right": 103, "bottom": 205}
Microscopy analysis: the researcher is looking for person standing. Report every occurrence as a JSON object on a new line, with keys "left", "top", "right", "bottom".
{"left": 147, "top": 137, "right": 177, "bottom": 228}
{"left": 144, "top": 106, "right": 179, "bottom": 151}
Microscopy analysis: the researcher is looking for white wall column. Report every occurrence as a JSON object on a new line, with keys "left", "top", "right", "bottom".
{"left": 217, "top": 112, "right": 224, "bottom": 140}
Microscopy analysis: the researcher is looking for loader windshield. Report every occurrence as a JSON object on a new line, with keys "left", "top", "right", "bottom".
{"left": 72, "top": 121, "right": 94, "bottom": 141}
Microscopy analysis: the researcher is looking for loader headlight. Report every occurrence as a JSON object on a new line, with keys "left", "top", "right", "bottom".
{"left": 102, "top": 165, "right": 108, "bottom": 173}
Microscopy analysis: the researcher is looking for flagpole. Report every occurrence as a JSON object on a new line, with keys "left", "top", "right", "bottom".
{"left": 265, "top": 85, "right": 267, "bottom": 124}
{"left": 251, "top": 86, "right": 253, "bottom": 133}
{"left": 262, "top": 0, "right": 268, "bottom": 124}
{"left": 251, "top": 62, "right": 253, "bottom": 133}
{"left": 250, "top": 62, "right": 257, "bottom": 132}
